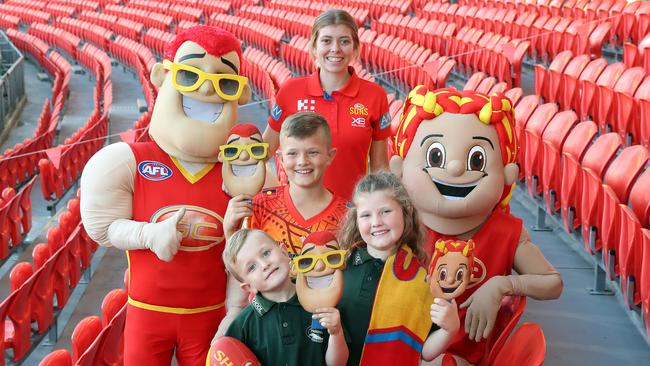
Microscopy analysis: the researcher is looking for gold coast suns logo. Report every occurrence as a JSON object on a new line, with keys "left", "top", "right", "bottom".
{"left": 349, "top": 102, "right": 369, "bottom": 116}
{"left": 150, "top": 205, "right": 224, "bottom": 251}
{"left": 467, "top": 257, "right": 488, "bottom": 289}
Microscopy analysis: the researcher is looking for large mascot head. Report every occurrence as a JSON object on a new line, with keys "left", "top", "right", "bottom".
{"left": 390, "top": 87, "right": 518, "bottom": 235}
{"left": 149, "top": 26, "right": 251, "bottom": 162}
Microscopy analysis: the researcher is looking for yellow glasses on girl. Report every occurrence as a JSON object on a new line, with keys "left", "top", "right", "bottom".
{"left": 292, "top": 250, "right": 347, "bottom": 273}
{"left": 163, "top": 60, "right": 248, "bottom": 101}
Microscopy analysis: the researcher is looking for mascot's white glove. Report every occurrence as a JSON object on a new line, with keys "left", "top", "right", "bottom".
{"left": 108, "top": 208, "right": 186, "bottom": 262}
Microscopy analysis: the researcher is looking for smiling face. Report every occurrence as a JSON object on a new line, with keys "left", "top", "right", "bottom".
{"left": 279, "top": 129, "right": 335, "bottom": 189}
{"left": 356, "top": 190, "right": 405, "bottom": 259}
{"left": 429, "top": 251, "right": 471, "bottom": 300}
{"left": 221, "top": 130, "right": 267, "bottom": 196}
{"left": 234, "top": 232, "right": 290, "bottom": 294}
{"left": 295, "top": 239, "right": 345, "bottom": 313}
{"left": 400, "top": 113, "right": 514, "bottom": 235}
{"left": 312, "top": 24, "right": 358, "bottom": 77}
{"left": 148, "top": 40, "right": 250, "bottom": 163}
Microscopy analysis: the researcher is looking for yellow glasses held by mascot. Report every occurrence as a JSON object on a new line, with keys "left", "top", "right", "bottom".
{"left": 163, "top": 60, "right": 248, "bottom": 101}
{"left": 219, "top": 143, "right": 269, "bottom": 161}
{"left": 292, "top": 250, "right": 347, "bottom": 273}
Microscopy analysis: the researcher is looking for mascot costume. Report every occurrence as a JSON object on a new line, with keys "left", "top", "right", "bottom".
{"left": 80, "top": 26, "right": 251, "bottom": 365}
{"left": 390, "top": 87, "right": 563, "bottom": 365}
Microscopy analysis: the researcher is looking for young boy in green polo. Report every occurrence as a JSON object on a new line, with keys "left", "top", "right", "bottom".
{"left": 222, "top": 229, "right": 349, "bottom": 366}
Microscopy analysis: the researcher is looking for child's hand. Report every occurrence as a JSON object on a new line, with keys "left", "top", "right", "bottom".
{"left": 313, "top": 307, "right": 342, "bottom": 336}
{"left": 223, "top": 194, "right": 253, "bottom": 238}
{"left": 430, "top": 298, "right": 459, "bottom": 333}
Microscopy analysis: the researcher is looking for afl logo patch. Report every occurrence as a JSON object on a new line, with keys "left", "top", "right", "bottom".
{"left": 138, "top": 161, "right": 173, "bottom": 181}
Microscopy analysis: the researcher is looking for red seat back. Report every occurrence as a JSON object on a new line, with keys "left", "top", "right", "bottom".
{"left": 101, "top": 289, "right": 128, "bottom": 327}
{"left": 581, "top": 133, "right": 623, "bottom": 178}
{"left": 603, "top": 146, "right": 649, "bottom": 203}
{"left": 39, "top": 349, "right": 72, "bottom": 366}
{"left": 72, "top": 315, "right": 103, "bottom": 362}
{"left": 561, "top": 121, "right": 598, "bottom": 161}
{"left": 629, "top": 169, "right": 650, "bottom": 228}
{"left": 485, "top": 296, "right": 527, "bottom": 365}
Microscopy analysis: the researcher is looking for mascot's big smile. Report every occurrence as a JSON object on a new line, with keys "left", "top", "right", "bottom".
{"left": 306, "top": 274, "right": 335, "bottom": 289}
{"left": 431, "top": 177, "right": 480, "bottom": 200}
{"left": 231, "top": 164, "right": 258, "bottom": 177}
{"left": 182, "top": 96, "right": 223, "bottom": 123}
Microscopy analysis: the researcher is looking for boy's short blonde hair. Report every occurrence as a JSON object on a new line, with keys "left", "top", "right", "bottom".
{"left": 223, "top": 229, "right": 275, "bottom": 282}
{"left": 280, "top": 112, "right": 332, "bottom": 148}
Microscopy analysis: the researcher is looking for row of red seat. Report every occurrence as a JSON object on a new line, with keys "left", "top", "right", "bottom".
{"left": 537, "top": 51, "right": 650, "bottom": 146}
{"left": 360, "top": 29, "right": 456, "bottom": 91}
{"left": 6, "top": 0, "right": 79, "bottom": 19}
{"left": 40, "top": 289, "right": 127, "bottom": 366}
{"left": 28, "top": 23, "right": 81, "bottom": 60}
{"left": 0, "top": 194, "right": 98, "bottom": 363}
{"left": 243, "top": 50, "right": 278, "bottom": 110}
{"left": 238, "top": 5, "right": 315, "bottom": 39}
{"left": 109, "top": 36, "right": 157, "bottom": 109}
{"left": 244, "top": 47, "right": 292, "bottom": 92}
{"left": 318, "top": 0, "right": 410, "bottom": 18}
{"left": 265, "top": 0, "right": 369, "bottom": 26}
{"left": 372, "top": 14, "right": 457, "bottom": 54}
{"left": 47, "top": 0, "right": 99, "bottom": 12}
{"left": 142, "top": 28, "right": 175, "bottom": 57}
{"left": 0, "top": 3, "right": 51, "bottom": 24}
{"left": 55, "top": 18, "right": 114, "bottom": 51}
{"left": 209, "top": 13, "right": 285, "bottom": 57}
{"left": 103, "top": 4, "right": 173, "bottom": 32}
{"left": 0, "top": 178, "right": 37, "bottom": 264}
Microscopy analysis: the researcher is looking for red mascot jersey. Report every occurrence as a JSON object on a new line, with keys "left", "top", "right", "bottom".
{"left": 128, "top": 142, "right": 229, "bottom": 313}
{"left": 425, "top": 209, "right": 522, "bottom": 364}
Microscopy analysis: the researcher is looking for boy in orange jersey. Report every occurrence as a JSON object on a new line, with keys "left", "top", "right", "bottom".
{"left": 223, "top": 112, "right": 348, "bottom": 256}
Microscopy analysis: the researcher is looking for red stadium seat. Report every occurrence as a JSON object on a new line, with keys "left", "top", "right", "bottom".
{"left": 464, "top": 72, "right": 486, "bottom": 91}
{"left": 490, "top": 323, "right": 546, "bottom": 366}
{"left": 579, "top": 62, "right": 625, "bottom": 122}
{"left": 522, "top": 103, "right": 559, "bottom": 192}
{"left": 4, "top": 262, "right": 37, "bottom": 361}
{"left": 504, "top": 87, "right": 523, "bottom": 107}
{"left": 484, "top": 296, "right": 527, "bottom": 365}
{"left": 534, "top": 50, "right": 572, "bottom": 103}
{"left": 579, "top": 133, "right": 624, "bottom": 254}
{"left": 549, "top": 54, "right": 590, "bottom": 107}
{"left": 30, "top": 248, "right": 56, "bottom": 334}
{"left": 39, "top": 349, "right": 72, "bottom": 366}
{"left": 101, "top": 289, "right": 127, "bottom": 327}
{"left": 616, "top": 75, "right": 650, "bottom": 144}
{"left": 72, "top": 316, "right": 103, "bottom": 362}
{"left": 562, "top": 58, "right": 606, "bottom": 113}
{"left": 594, "top": 67, "right": 645, "bottom": 133}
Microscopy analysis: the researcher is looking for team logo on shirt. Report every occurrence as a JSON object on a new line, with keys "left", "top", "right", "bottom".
{"left": 349, "top": 103, "right": 369, "bottom": 116}
{"left": 138, "top": 161, "right": 173, "bottom": 181}
{"left": 297, "top": 99, "right": 315, "bottom": 111}
{"left": 150, "top": 205, "right": 224, "bottom": 251}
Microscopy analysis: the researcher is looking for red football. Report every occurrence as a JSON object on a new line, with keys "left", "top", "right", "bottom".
{"left": 207, "top": 337, "right": 261, "bottom": 366}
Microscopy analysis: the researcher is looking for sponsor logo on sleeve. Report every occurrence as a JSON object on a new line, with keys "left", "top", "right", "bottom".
{"left": 271, "top": 104, "right": 283, "bottom": 121}
{"left": 380, "top": 112, "right": 391, "bottom": 130}
{"left": 137, "top": 161, "right": 173, "bottom": 181}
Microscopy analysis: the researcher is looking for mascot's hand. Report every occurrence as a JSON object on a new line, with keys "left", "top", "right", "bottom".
{"left": 431, "top": 298, "right": 460, "bottom": 333}
{"left": 141, "top": 208, "right": 185, "bottom": 262}
{"left": 459, "top": 276, "right": 509, "bottom": 342}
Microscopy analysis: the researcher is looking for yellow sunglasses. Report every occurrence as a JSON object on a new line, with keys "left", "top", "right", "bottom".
{"left": 163, "top": 59, "right": 248, "bottom": 101}
{"left": 292, "top": 250, "right": 347, "bottom": 273}
{"left": 219, "top": 143, "right": 269, "bottom": 161}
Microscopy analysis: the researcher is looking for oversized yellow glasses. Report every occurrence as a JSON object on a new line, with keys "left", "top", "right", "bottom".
{"left": 163, "top": 59, "right": 248, "bottom": 101}
{"left": 219, "top": 143, "right": 269, "bottom": 161}
{"left": 292, "top": 250, "right": 347, "bottom": 273}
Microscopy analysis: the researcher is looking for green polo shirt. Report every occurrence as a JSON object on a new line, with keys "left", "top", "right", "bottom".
{"left": 225, "top": 293, "right": 329, "bottom": 366}
{"left": 338, "top": 247, "right": 384, "bottom": 366}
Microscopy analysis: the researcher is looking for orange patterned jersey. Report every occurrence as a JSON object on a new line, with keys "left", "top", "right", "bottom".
{"left": 249, "top": 186, "right": 348, "bottom": 255}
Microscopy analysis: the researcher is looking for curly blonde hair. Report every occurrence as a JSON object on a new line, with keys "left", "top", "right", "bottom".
{"left": 338, "top": 172, "right": 427, "bottom": 264}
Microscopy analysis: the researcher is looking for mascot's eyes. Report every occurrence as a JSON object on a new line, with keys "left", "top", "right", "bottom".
{"left": 177, "top": 70, "right": 200, "bottom": 87}
{"left": 438, "top": 267, "right": 448, "bottom": 281}
{"left": 455, "top": 268, "right": 465, "bottom": 282}
{"left": 427, "top": 142, "right": 446, "bottom": 168}
{"left": 467, "top": 146, "right": 486, "bottom": 171}
{"left": 219, "top": 79, "right": 239, "bottom": 95}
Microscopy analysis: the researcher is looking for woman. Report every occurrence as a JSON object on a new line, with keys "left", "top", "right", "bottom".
{"left": 263, "top": 9, "right": 391, "bottom": 199}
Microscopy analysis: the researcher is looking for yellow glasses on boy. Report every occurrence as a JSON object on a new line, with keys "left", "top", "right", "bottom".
{"left": 292, "top": 250, "right": 347, "bottom": 273}
{"left": 163, "top": 60, "right": 249, "bottom": 101}
{"left": 219, "top": 143, "right": 269, "bottom": 161}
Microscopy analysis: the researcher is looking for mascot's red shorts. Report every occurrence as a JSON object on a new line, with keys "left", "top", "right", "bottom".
{"left": 124, "top": 304, "right": 225, "bottom": 366}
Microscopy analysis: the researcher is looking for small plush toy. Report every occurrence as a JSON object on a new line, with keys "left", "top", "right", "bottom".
{"left": 294, "top": 231, "right": 345, "bottom": 340}
{"left": 220, "top": 124, "right": 267, "bottom": 197}
{"left": 207, "top": 336, "right": 260, "bottom": 366}
{"left": 428, "top": 239, "right": 475, "bottom": 301}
